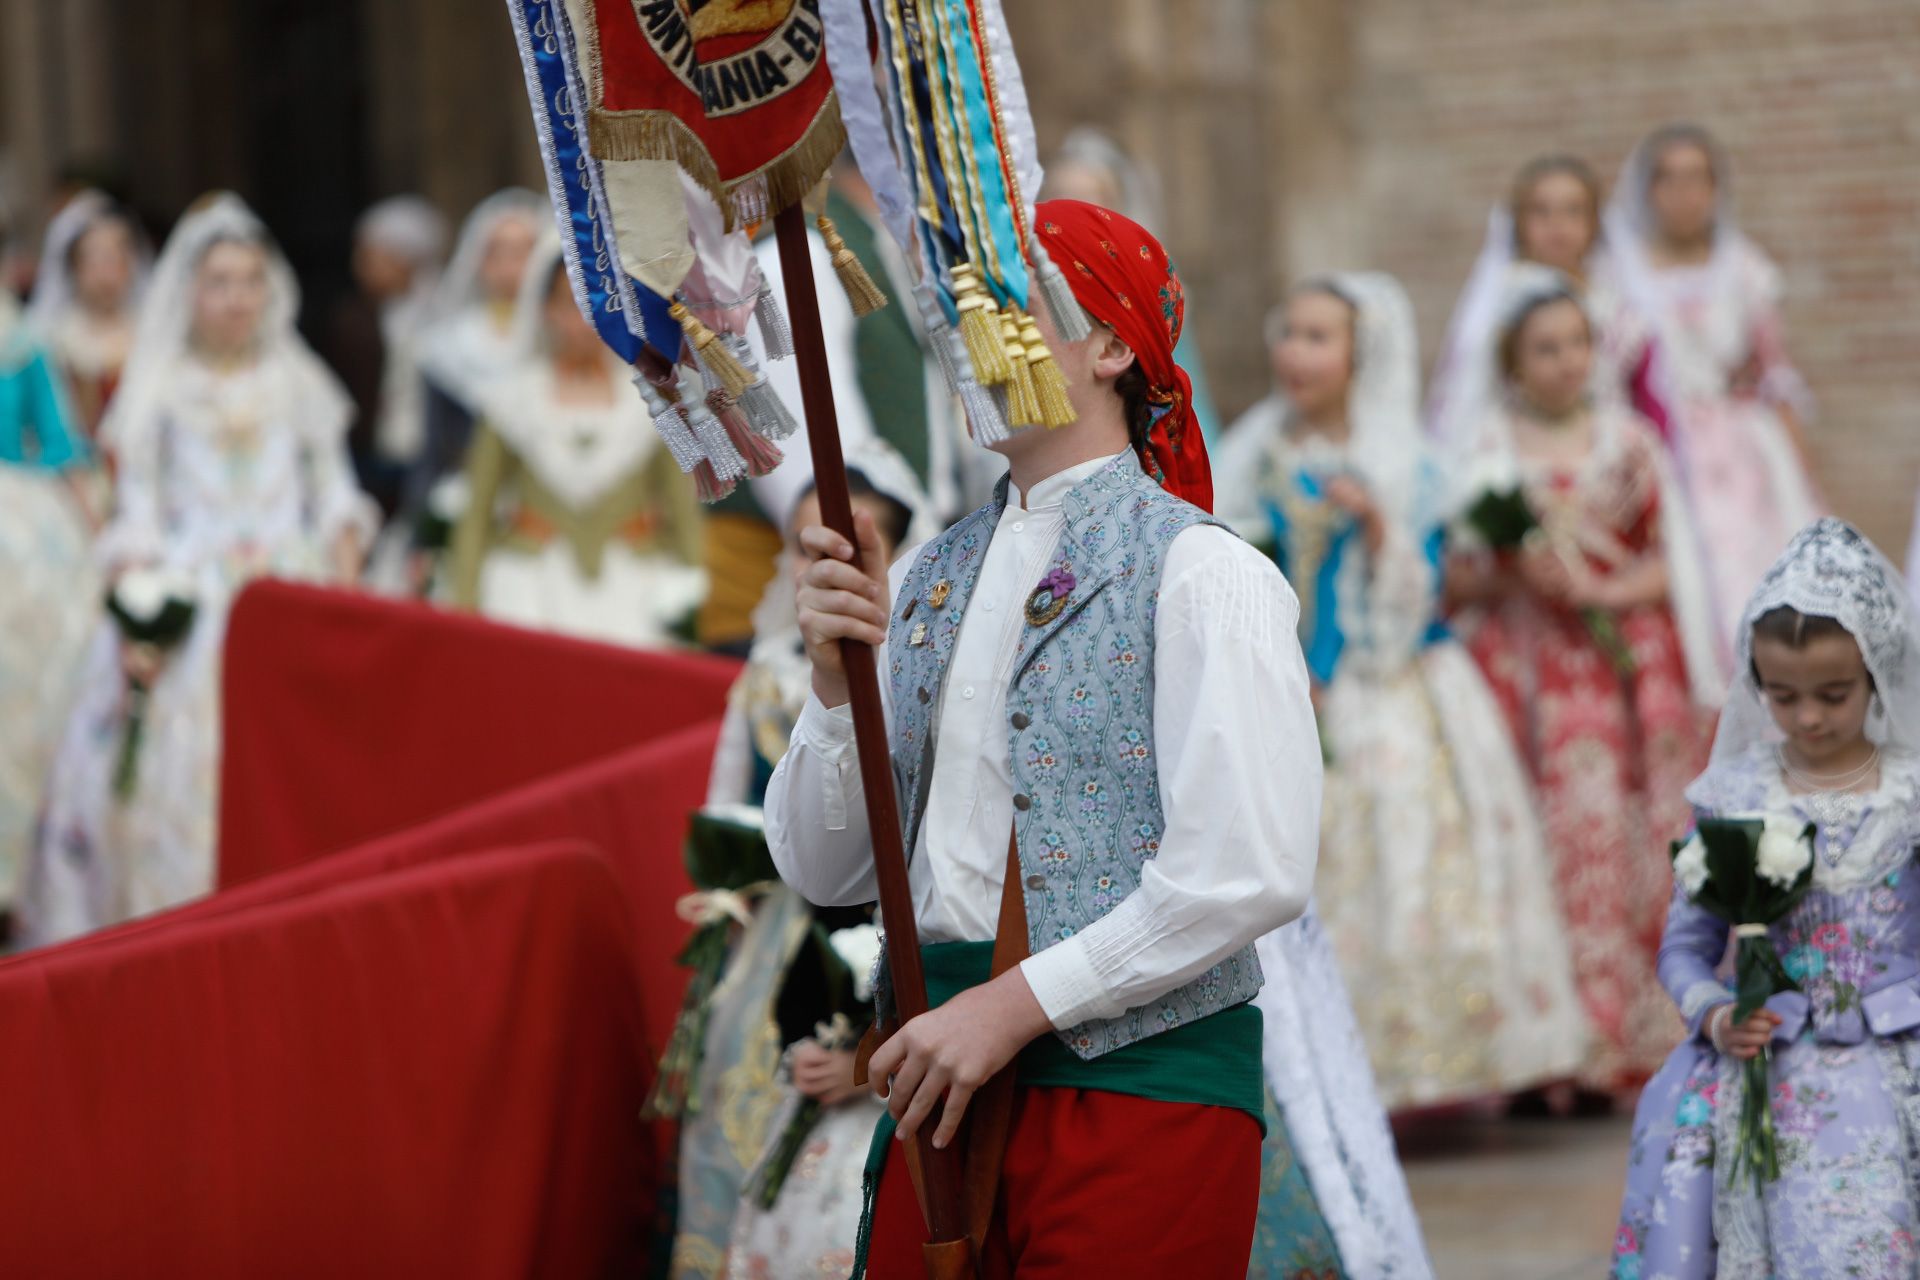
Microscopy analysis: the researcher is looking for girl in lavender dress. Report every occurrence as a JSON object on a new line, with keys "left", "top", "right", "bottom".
{"left": 1615, "top": 518, "right": 1920, "bottom": 1279}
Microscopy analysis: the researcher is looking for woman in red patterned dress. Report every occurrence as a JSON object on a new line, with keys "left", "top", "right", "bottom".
{"left": 1448, "top": 266, "right": 1719, "bottom": 1101}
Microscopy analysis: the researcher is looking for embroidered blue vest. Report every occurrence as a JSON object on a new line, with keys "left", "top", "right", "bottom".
{"left": 885, "top": 457, "right": 1265, "bottom": 1060}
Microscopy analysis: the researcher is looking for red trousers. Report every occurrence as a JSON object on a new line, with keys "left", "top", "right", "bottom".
{"left": 865, "top": 1087, "right": 1261, "bottom": 1279}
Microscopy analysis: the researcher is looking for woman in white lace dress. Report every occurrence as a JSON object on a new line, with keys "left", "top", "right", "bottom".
{"left": 445, "top": 235, "right": 705, "bottom": 648}
{"left": 1219, "top": 273, "right": 1585, "bottom": 1116}
{"left": 16, "top": 194, "right": 374, "bottom": 946}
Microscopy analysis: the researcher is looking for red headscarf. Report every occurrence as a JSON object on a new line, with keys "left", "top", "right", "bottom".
{"left": 1034, "top": 198, "right": 1212, "bottom": 512}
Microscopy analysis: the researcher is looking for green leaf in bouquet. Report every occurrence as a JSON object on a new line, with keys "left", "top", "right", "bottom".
{"left": 1696, "top": 817, "right": 1767, "bottom": 905}
{"left": 105, "top": 593, "right": 197, "bottom": 649}
{"left": 1582, "top": 607, "right": 1638, "bottom": 678}
{"left": 683, "top": 807, "right": 780, "bottom": 892}
{"left": 1463, "top": 487, "right": 1540, "bottom": 551}
{"left": 412, "top": 509, "right": 454, "bottom": 554}
{"left": 1731, "top": 935, "right": 1786, "bottom": 1023}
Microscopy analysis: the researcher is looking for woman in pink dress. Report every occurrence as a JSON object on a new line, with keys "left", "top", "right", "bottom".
{"left": 1605, "top": 123, "right": 1822, "bottom": 668}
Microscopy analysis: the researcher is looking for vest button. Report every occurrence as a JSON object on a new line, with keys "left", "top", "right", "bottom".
{"left": 1010, "top": 711, "right": 1030, "bottom": 730}
{"left": 1012, "top": 793, "right": 1032, "bottom": 811}
{"left": 1025, "top": 875, "right": 1046, "bottom": 891}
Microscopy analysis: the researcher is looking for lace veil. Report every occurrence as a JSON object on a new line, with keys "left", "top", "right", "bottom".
{"left": 1690, "top": 518, "right": 1920, "bottom": 802}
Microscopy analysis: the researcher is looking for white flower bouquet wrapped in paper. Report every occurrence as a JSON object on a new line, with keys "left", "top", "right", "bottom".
{"left": 1669, "top": 813, "right": 1816, "bottom": 1187}
{"left": 104, "top": 567, "right": 199, "bottom": 800}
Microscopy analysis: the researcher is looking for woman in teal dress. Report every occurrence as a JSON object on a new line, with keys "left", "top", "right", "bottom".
{"left": 0, "top": 289, "right": 97, "bottom": 932}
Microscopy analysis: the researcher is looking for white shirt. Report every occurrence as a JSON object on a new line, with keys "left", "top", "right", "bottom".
{"left": 764, "top": 453, "right": 1322, "bottom": 1031}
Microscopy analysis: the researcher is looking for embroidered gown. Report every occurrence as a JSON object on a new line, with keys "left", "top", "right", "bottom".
{"left": 669, "top": 606, "right": 885, "bottom": 1280}
{"left": 1615, "top": 748, "right": 1920, "bottom": 1279}
{"left": 1458, "top": 409, "right": 1712, "bottom": 1090}
{"left": 447, "top": 362, "right": 705, "bottom": 649}
{"left": 1258, "top": 432, "right": 1586, "bottom": 1109}
{"left": 0, "top": 317, "right": 96, "bottom": 914}
{"left": 18, "top": 353, "right": 373, "bottom": 944}
{"left": 1639, "top": 244, "right": 1821, "bottom": 659}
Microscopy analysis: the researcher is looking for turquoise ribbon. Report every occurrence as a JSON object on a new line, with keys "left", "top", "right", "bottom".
{"left": 937, "top": 0, "right": 1029, "bottom": 309}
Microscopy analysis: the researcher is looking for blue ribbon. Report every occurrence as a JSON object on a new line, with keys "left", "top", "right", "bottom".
{"left": 898, "top": 8, "right": 968, "bottom": 263}
{"left": 511, "top": 0, "right": 680, "bottom": 362}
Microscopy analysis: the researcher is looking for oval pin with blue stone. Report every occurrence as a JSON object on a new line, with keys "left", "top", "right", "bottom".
{"left": 1024, "top": 567, "right": 1077, "bottom": 627}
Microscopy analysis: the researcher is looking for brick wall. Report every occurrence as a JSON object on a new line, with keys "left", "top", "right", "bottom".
{"left": 1010, "top": 1, "right": 1920, "bottom": 557}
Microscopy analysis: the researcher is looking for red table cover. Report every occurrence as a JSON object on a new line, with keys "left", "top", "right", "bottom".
{"left": 0, "top": 842, "right": 655, "bottom": 1278}
{"left": 218, "top": 580, "right": 739, "bottom": 887}
{"left": 59, "top": 723, "right": 719, "bottom": 1059}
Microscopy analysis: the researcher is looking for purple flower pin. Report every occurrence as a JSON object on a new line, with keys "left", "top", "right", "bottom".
{"left": 1025, "top": 566, "right": 1077, "bottom": 626}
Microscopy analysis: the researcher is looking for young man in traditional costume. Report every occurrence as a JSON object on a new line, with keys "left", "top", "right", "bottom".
{"left": 763, "top": 200, "right": 1322, "bottom": 1275}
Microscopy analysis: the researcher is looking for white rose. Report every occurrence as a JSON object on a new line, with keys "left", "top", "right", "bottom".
{"left": 1469, "top": 452, "right": 1520, "bottom": 499}
{"left": 113, "top": 566, "right": 195, "bottom": 622}
{"left": 1755, "top": 816, "right": 1813, "bottom": 890}
{"left": 427, "top": 474, "right": 471, "bottom": 521}
{"left": 1672, "top": 834, "right": 1710, "bottom": 897}
{"left": 828, "top": 923, "right": 883, "bottom": 1003}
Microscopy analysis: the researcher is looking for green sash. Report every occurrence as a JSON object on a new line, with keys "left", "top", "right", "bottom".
{"left": 919, "top": 941, "right": 1266, "bottom": 1121}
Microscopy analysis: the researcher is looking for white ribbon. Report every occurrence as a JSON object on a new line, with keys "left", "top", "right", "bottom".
{"left": 674, "top": 881, "right": 778, "bottom": 930}
{"left": 974, "top": 0, "right": 1043, "bottom": 211}
{"left": 1733, "top": 923, "right": 1772, "bottom": 939}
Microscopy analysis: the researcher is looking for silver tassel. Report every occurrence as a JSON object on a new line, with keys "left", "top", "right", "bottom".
{"left": 754, "top": 283, "right": 794, "bottom": 361}
{"left": 1031, "top": 237, "right": 1092, "bottom": 343}
{"left": 960, "top": 377, "right": 1010, "bottom": 447}
{"left": 686, "top": 399, "right": 747, "bottom": 484}
{"left": 738, "top": 379, "right": 799, "bottom": 441}
{"left": 633, "top": 373, "right": 705, "bottom": 475}
{"left": 719, "top": 333, "right": 799, "bottom": 441}
{"left": 926, "top": 315, "right": 965, "bottom": 399}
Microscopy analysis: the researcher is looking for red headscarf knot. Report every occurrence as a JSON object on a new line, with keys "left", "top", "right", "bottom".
{"left": 1035, "top": 199, "right": 1212, "bottom": 512}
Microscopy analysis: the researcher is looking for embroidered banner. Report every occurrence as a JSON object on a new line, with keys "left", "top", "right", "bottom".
{"left": 586, "top": 0, "right": 845, "bottom": 223}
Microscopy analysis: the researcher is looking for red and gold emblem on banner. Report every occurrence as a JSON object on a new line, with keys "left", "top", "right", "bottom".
{"left": 585, "top": 0, "right": 844, "bottom": 222}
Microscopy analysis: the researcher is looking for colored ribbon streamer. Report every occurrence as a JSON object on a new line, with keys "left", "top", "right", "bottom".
{"left": 936, "top": 0, "right": 1028, "bottom": 308}
{"left": 819, "top": 0, "right": 918, "bottom": 254}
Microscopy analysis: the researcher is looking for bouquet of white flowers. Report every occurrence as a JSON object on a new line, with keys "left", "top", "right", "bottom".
{"left": 1670, "top": 813, "right": 1816, "bottom": 1188}
{"left": 105, "top": 568, "right": 199, "bottom": 800}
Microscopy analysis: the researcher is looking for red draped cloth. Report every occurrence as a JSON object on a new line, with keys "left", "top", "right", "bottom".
{"left": 0, "top": 843, "right": 654, "bottom": 1278}
{"left": 0, "top": 585, "right": 745, "bottom": 1270}
{"left": 218, "top": 581, "right": 738, "bottom": 886}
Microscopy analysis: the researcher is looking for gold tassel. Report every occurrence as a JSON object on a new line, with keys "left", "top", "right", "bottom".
{"left": 671, "top": 302, "right": 753, "bottom": 400}
{"left": 952, "top": 263, "right": 1011, "bottom": 386}
{"left": 816, "top": 216, "right": 888, "bottom": 318}
{"left": 1019, "top": 311, "right": 1078, "bottom": 428}
{"left": 1001, "top": 308, "right": 1041, "bottom": 428}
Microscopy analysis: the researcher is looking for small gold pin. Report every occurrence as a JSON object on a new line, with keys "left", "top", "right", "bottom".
{"left": 928, "top": 579, "right": 953, "bottom": 609}
{"left": 908, "top": 621, "right": 929, "bottom": 647}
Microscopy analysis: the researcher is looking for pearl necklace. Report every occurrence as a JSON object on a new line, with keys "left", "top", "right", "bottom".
{"left": 1778, "top": 745, "right": 1881, "bottom": 793}
{"left": 1779, "top": 747, "right": 1881, "bottom": 861}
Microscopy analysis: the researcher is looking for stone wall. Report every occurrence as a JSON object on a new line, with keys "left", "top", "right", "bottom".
{"left": 1011, "top": 0, "right": 1920, "bottom": 555}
